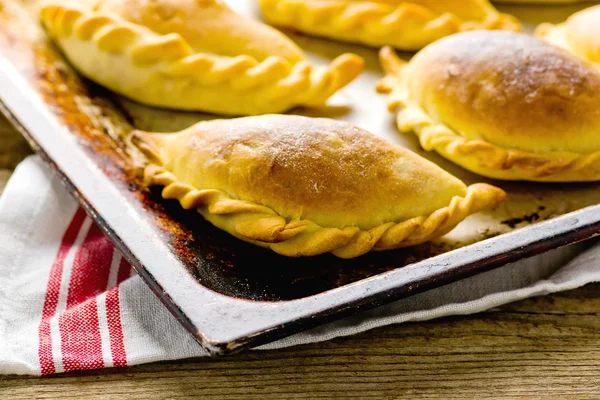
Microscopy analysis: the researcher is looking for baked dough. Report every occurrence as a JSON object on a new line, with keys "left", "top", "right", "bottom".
{"left": 377, "top": 31, "right": 600, "bottom": 182}
{"left": 258, "top": 0, "right": 522, "bottom": 51}
{"left": 38, "top": 0, "right": 364, "bottom": 116}
{"left": 536, "top": 5, "right": 600, "bottom": 64}
{"left": 496, "top": 1, "right": 587, "bottom": 3}
{"left": 131, "top": 114, "right": 505, "bottom": 258}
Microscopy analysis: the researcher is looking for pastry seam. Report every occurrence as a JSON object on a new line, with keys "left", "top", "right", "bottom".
{"left": 377, "top": 47, "right": 600, "bottom": 179}
{"left": 39, "top": 3, "right": 364, "bottom": 114}
{"left": 131, "top": 131, "right": 504, "bottom": 258}
{"left": 259, "top": 0, "right": 522, "bottom": 50}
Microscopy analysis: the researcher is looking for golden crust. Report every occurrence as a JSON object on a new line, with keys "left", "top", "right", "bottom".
{"left": 497, "top": 0, "right": 587, "bottom": 3}
{"left": 38, "top": 0, "right": 364, "bottom": 116}
{"left": 131, "top": 114, "right": 505, "bottom": 258}
{"left": 536, "top": 5, "right": 600, "bottom": 64}
{"left": 95, "top": 0, "right": 306, "bottom": 63}
{"left": 258, "top": 0, "right": 521, "bottom": 51}
{"left": 377, "top": 31, "right": 600, "bottom": 182}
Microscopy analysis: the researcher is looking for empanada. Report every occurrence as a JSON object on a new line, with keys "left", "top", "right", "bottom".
{"left": 536, "top": 5, "right": 600, "bottom": 64}
{"left": 377, "top": 31, "right": 600, "bottom": 182}
{"left": 258, "top": 0, "right": 521, "bottom": 51}
{"left": 38, "top": 0, "right": 364, "bottom": 116}
{"left": 497, "top": 1, "right": 586, "bottom": 3}
{"left": 131, "top": 114, "right": 505, "bottom": 258}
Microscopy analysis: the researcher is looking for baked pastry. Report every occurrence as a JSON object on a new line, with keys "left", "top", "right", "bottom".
{"left": 497, "top": 1, "right": 586, "bottom": 3}
{"left": 377, "top": 31, "right": 600, "bottom": 182}
{"left": 258, "top": 0, "right": 521, "bottom": 51}
{"left": 38, "top": 0, "right": 364, "bottom": 116}
{"left": 536, "top": 5, "right": 600, "bottom": 64}
{"left": 131, "top": 114, "right": 505, "bottom": 258}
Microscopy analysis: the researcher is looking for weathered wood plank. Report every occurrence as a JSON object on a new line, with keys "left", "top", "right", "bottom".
{"left": 0, "top": 169, "right": 11, "bottom": 194}
{"left": 0, "top": 114, "right": 29, "bottom": 193}
{"left": 0, "top": 114, "right": 32, "bottom": 170}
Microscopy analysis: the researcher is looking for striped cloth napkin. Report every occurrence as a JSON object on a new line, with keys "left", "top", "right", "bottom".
{"left": 2, "top": 156, "right": 600, "bottom": 375}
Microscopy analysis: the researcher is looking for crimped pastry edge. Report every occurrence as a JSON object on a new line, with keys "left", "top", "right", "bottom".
{"left": 259, "top": 0, "right": 522, "bottom": 51}
{"left": 496, "top": 0, "right": 587, "bottom": 3}
{"left": 377, "top": 46, "right": 600, "bottom": 182}
{"left": 130, "top": 130, "right": 505, "bottom": 258}
{"left": 534, "top": 12, "right": 600, "bottom": 64}
{"left": 535, "top": 22, "right": 571, "bottom": 53}
{"left": 38, "top": 2, "right": 364, "bottom": 115}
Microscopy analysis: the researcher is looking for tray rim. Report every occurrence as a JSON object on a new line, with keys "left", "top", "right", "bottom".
{"left": 2, "top": 52, "right": 600, "bottom": 355}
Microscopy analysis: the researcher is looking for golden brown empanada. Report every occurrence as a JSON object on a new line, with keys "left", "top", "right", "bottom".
{"left": 536, "top": 5, "right": 600, "bottom": 64}
{"left": 38, "top": 0, "right": 364, "bottom": 116}
{"left": 377, "top": 31, "right": 600, "bottom": 182}
{"left": 258, "top": 0, "right": 521, "bottom": 51}
{"left": 497, "top": 1, "right": 586, "bottom": 3}
{"left": 131, "top": 114, "right": 505, "bottom": 258}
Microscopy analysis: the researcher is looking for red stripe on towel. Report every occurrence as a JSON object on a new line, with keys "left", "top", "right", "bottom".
{"left": 38, "top": 208, "right": 87, "bottom": 375}
{"left": 117, "top": 255, "right": 132, "bottom": 286}
{"left": 106, "top": 285, "right": 127, "bottom": 367}
{"left": 59, "top": 224, "right": 115, "bottom": 372}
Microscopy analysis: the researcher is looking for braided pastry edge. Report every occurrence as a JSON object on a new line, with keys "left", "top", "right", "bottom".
{"left": 377, "top": 46, "right": 600, "bottom": 182}
{"left": 535, "top": 22, "right": 571, "bottom": 52}
{"left": 259, "top": 0, "right": 522, "bottom": 50}
{"left": 130, "top": 130, "right": 505, "bottom": 258}
{"left": 38, "top": 2, "right": 364, "bottom": 115}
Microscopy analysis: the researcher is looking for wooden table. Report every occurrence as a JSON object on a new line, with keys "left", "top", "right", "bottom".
{"left": 0, "top": 115, "right": 599, "bottom": 399}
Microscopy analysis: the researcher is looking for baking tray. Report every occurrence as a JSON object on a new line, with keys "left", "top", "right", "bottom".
{"left": 1, "top": 0, "right": 600, "bottom": 355}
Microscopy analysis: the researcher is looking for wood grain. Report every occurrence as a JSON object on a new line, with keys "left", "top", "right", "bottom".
{"left": 0, "top": 114, "right": 599, "bottom": 399}
{"left": 0, "top": 169, "right": 11, "bottom": 195}
{"left": 0, "top": 113, "right": 31, "bottom": 193}
{"left": 0, "top": 113, "right": 31, "bottom": 169}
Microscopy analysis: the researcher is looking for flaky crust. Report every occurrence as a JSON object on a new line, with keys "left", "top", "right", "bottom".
{"left": 377, "top": 32, "right": 600, "bottom": 182}
{"left": 131, "top": 115, "right": 505, "bottom": 258}
{"left": 536, "top": 5, "right": 600, "bottom": 64}
{"left": 38, "top": 0, "right": 364, "bottom": 116}
{"left": 259, "top": 0, "right": 521, "bottom": 51}
{"left": 497, "top": 0, "right": 587, "bottom": 3}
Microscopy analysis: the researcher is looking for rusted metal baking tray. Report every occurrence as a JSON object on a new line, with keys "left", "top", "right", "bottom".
{"left": 2, "top": 1, "right": 600, "bottom": 354}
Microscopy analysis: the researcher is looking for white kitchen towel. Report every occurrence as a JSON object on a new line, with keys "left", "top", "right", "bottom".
{"left": 1, "top": 156, "right": 599, "bottom": 375}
